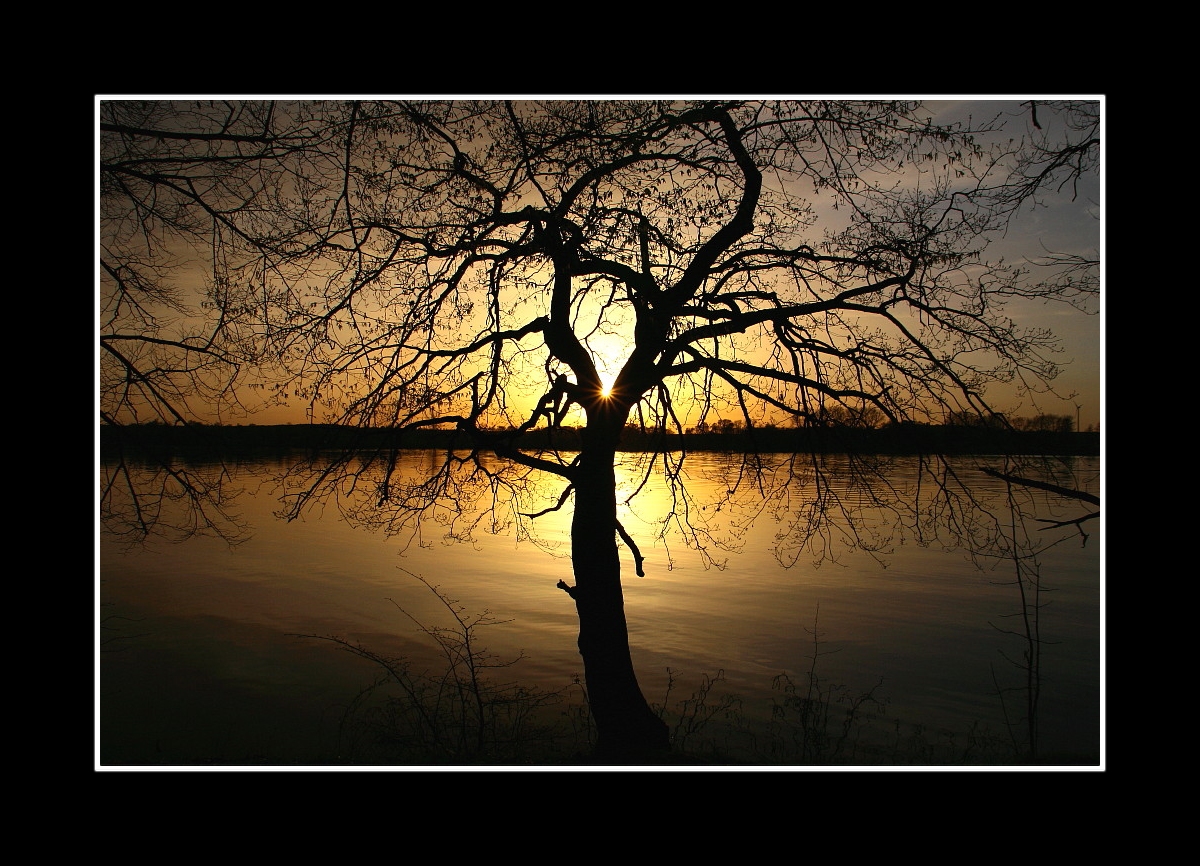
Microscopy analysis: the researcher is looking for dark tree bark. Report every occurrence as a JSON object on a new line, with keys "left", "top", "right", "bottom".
{"left": 565, "top": 419, "right": 670, "bottom": 757}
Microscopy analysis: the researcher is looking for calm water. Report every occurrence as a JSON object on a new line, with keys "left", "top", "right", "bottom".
{"left": 98, "top": 450, "right": 1101, "bottom": 766}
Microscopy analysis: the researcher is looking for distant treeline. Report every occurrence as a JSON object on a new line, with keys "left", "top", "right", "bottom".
{"left": 100, "top": 422, "right": 1100, "bottom": 461}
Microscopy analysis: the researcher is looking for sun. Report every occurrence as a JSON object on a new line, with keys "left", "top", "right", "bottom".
{"left": 599, "top": 373, "right": 614, "bottom": 399}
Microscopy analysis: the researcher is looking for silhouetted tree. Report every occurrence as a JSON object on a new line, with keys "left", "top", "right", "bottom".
{"left": 100, "top": 99, "right": 1100, "bottom": 757}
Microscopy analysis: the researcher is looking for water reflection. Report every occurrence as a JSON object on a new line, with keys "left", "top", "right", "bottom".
{"left": 100, "top": 451, "right": 1100, "bottom": 765}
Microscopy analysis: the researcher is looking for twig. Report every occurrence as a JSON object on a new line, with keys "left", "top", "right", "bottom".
{"left": 520, "top": 483, "right": 574, "bottom": 519}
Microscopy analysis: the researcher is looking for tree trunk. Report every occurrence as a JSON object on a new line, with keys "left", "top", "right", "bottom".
{"left": 568, "top": 441, "right": 670, "bottom": 759}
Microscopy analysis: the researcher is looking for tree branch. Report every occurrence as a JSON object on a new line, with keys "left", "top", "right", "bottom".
{"left": 981, "top": 467, "right": 1100, "bottom": 506}
{"left": 616, "top": 519, "right": 647, "bottom": 577}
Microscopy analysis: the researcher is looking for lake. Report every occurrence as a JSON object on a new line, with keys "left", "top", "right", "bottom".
{"left": 98, "top": 450, "right": 1102, "bottom": 768}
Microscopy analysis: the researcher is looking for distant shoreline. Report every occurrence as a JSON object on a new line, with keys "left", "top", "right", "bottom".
{"left": 99, "top": 422, "right": 1101, "bottom": 458}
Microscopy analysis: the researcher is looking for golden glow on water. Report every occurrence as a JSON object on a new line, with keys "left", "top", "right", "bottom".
{"left": 100, "top": 451, "right": 1101, "bottom": 763}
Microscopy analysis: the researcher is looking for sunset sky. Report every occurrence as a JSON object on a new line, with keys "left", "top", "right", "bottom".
{"left": 924, "top": 99, "right": 1101, "bottom": 430}
{"left": 98, "top": 96, "right": 1103, "bottom": 431}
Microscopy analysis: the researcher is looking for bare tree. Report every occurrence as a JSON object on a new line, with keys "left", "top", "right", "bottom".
{"left": 99, "top": 98, "right": 1100, "bottom": 757}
